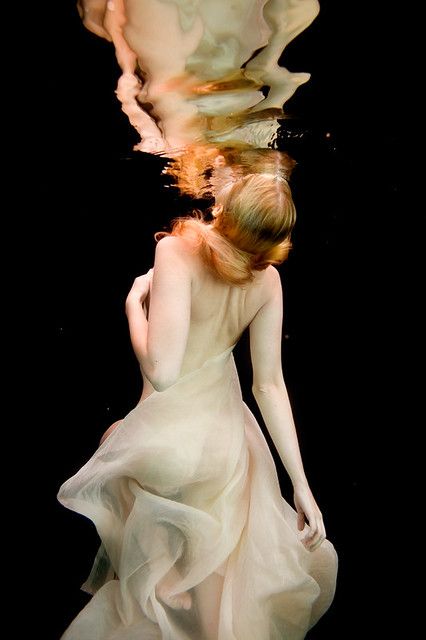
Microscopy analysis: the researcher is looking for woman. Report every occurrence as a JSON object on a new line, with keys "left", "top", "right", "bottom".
{"left": 58, "top": 169, "right": 338, "bottom": 639}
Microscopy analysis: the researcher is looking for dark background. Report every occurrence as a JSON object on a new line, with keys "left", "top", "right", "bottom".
{"left": 27, "top": 1, "right": 404, "bottom": 638}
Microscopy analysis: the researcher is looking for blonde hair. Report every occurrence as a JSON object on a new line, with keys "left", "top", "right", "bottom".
{"left": 156, "top": 172, "right": 296, "bottom": 286}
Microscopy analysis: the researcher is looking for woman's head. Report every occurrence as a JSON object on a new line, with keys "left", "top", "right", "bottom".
{"left": 212, "top": 172, "right": 296, "bottom": 269}
{"left": 157, "top": 148, "right": 297, "bottom": 285}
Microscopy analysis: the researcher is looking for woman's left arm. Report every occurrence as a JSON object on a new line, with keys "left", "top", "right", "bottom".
{"left": 125, "top": 236, "right": 192, "bottom": 391}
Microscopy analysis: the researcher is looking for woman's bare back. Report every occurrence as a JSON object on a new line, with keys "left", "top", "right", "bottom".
{"left": 139, "top": 235, "right": 273, "bottom": 400}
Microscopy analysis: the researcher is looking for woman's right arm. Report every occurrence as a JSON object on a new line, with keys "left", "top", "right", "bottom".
{"left": 249, "top": 266, "right": 326, "bottom": 552}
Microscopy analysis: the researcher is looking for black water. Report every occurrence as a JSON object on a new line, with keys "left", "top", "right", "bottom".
{"left": 24, "top": 1, "right": 404, "bottom": 638}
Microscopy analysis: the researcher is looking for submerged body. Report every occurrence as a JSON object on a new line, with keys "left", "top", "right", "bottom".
{"left": 58, "top": 233, "right": 338, "bottom": 639}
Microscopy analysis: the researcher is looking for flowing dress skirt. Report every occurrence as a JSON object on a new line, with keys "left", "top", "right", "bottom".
{"left": 58, "top": 346, "right": 337, "bottom": 639}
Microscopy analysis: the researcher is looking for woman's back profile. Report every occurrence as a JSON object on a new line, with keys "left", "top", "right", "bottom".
{"left": 57, "top": 165, "right": 338, "bottom": 640}
{"left": 140, "top": 233, "right": 277, "bottom": 393}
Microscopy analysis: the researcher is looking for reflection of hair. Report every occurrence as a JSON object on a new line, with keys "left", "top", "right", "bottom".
{"left": 163, "top": 145, "right": 296, "bottom": 199}
{"left": 156, "top": 171, "right": 296, "bottom": 286}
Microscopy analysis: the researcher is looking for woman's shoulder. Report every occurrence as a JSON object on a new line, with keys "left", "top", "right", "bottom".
{"left": 250, "top": 265, "right": 282, "bottom": 308}
{"left": 155, "top": 234, "right": 197, "bottom": 256}
{"left": 154, "top": 234, "right": 203, "bottom": 274}
{"left": 253, "top": 264, "right": 281, "bottom": 289}
{"left": 264, "top": 265, "right": 283, "bottom": 298}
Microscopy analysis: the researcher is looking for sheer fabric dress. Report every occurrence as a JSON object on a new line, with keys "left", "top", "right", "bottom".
{"left": 58, "top": 274, "right": 338, "bottom": 640}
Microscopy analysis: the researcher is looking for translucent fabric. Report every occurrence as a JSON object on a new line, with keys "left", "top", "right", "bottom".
{"left": 58, "top": 345, "right": 337, "bottom": 639}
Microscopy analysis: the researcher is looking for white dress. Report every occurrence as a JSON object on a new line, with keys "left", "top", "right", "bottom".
{"left": 58, "top": 342, "right": 338, "bottom": 639}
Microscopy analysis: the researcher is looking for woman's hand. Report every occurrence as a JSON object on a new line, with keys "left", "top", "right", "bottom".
{"left": 126, "top": 269, "right": 153, "bottom": 307}
{"left": 293, "top": 483, "right": 326, "bottom": 552}
{"left": 125, "top": 270, "right": 153, "bottom": 365}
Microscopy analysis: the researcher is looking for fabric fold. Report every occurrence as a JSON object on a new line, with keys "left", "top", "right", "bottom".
{"left": 58, "top": 345, "right": 337, "bottom": 639}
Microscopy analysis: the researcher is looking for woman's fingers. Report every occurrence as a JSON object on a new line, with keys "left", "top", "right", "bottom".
{"left": 293, "top": 486, "right": 326, "bottom": 552}
{"left": 303, "top": 515, "right": 326, "bottom": 552}
{"left": 309, "top": 535, "right": 326, "bottom": 553}
{"left": 310, "top": 527, "right": 326, "bottom": 551}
